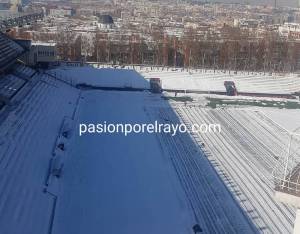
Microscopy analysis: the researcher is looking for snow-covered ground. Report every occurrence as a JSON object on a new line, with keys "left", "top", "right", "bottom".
{"left": 50, "top": 65, "right": 300, "bottom": 95}
{"left": 139, "top": 68, "right": 300, "bottom": 94}
{"left": 1, "top": 65, "right": 300, "bottom": 234}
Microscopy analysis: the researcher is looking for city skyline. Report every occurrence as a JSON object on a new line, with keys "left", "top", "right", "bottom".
{"left": 206, "top": 0, "right": 297, "bottom": 7}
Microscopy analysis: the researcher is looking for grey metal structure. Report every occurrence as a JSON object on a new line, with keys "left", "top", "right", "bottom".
{"left": 272, "top": 128, "right": 300, "bottom": 234}
{"left": 273, "top": 128, "right": 300, "bottom": 196}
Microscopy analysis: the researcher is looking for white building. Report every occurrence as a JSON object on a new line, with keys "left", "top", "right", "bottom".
{"left": 25, "top": 42, "right": 57, "bottom": 67}
{"left": 97, "top": 14, "right": 114, "bottom": 29}
{"left": 279, "top": 23, "right": 300, "bottom": 39}
{"left": 49, "top": 8, "right": 75, "bottom": 17}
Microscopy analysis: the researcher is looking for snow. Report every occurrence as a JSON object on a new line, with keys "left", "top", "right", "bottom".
{"left": 0, "top": 72, "right": 196, "bottom": 234}
{"left": 49, "top": 66, "right": 150, "bottom": 89}
{"left": 49, "top": 89, "right": 259, "bottom": 234}
{"left": 1, "top": 64, "right": 300, "bottom": 234}
{"left": 175, "top": 106, "right": 296, "bottom": 233}
{"left": 261, "top": 109, "right": 300, "bottom": 132}
{"left": 147, "top": 104, "right": 258, "bottom": 233}
{"left": 51, "top": 65, "right": 300, "bottom": 95}
{"left": 138, "top": 67, "right": 300, "bottom": 94}
{"left": 0, "top": 73, "right": 79, "bottom": 234}
{"left": 52, "top": 91, "right": 194, "bottom": 234}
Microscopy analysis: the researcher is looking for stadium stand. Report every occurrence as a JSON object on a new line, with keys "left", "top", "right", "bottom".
{"left": 0, "top": 74, "right": 25, "bottom": 99}
{"left": 0, "top": 15, "right": 77, "bottom": 234}
{"left": 0, "top": 32, "right": 24, "bottom": 72}
{"left": 0, "top": 71, "right": 79, "bottom": 234}
{"left": 13, "top": 63, "right": 37, "bottom": 80}
{"left": 0, "top": 32, "right": 28, "bottom": 110}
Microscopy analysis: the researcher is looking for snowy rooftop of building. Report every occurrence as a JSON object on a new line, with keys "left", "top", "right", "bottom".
{"left": 31, "top": 41, "right": 57, "bottom": 46}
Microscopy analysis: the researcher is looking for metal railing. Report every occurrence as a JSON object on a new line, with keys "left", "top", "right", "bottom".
{"left": 272, "top": 131, "right": 300, "bottom": 196}
{"left": 274, "top": 178, "right": 300, "bottom": 195}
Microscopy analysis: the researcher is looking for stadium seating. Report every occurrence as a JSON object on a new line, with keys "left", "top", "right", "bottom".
{"left": 0, "top": 32, "right": 24, "bottom": 70}
{"left": 13, "top": 63, "right": 37, "bottom": 80}
{"left": 0, "top": 74, "right": 26, "bottom": 99}
{"left": 0, "top": 100, "right": 4, "bottom": 109}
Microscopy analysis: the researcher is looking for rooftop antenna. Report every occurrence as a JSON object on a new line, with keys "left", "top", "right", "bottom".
{"left": 272, "top": 127, "right": 300, "bottom": 234}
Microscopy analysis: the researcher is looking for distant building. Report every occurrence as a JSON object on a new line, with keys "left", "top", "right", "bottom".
{"left": 0, "top": 3, "right": 11, "bottom": 11}
{"left": 22, "top": 42, "right": 57, "bottom": 67}
{"left": 279, "top": 23, "right": 300, "bottom": 39}
{"left": 272, "top": 13, "right": 289, "bottom": 25}
{"left": 21, "top": 0, "right": 30, "bottom": 6}
{"left": 294, "top": 12, "right": 300, "bottom": 23}
{"left": 97, "top": 14, "right": 114, "bottom": 29}
{"left": 233, "top": 18, "right": 260, "bottom": 29}
{"left": 8, "top": 0, "right": 21, "bottom": 12}
{"left": 49, "top": 7, "right": 76, "bottom": 17}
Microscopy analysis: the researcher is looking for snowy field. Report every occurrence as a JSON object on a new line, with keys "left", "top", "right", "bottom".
{"left": 50, "top": 65, "right": 300, "bottom": 95}
{"left": 1, "top": 65, "right": 300, "bottom": 233}
{"left": 139, "top": 68, "right": 300, "bottom": 94}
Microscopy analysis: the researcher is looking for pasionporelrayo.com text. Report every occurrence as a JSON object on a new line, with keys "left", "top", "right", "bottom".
{"left": 79, "top": 121, "right": 221, "bottom": 137}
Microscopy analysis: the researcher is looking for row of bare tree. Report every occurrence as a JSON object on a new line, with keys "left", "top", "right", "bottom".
{"left": 17, "top": 25, "right": 300, "bottom": 73}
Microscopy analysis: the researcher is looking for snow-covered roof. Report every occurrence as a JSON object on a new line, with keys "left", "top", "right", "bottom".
{"left": 31, "top": 41, "right": 57, "bottom": 46}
